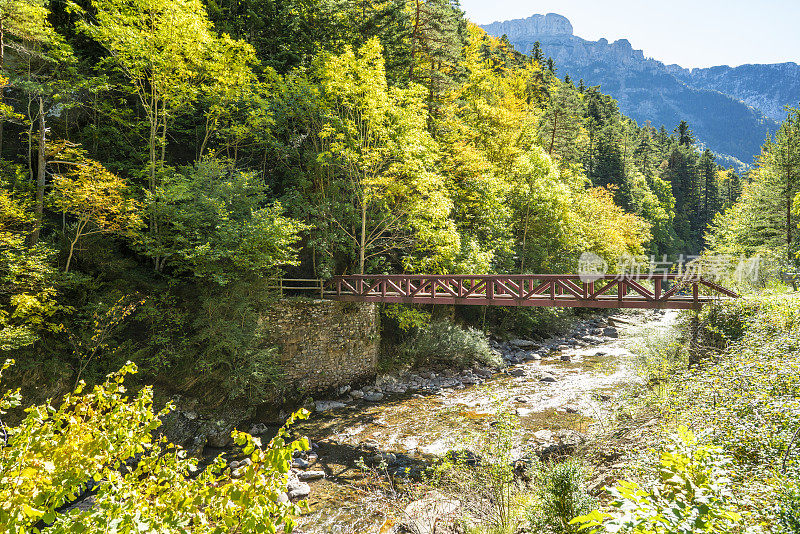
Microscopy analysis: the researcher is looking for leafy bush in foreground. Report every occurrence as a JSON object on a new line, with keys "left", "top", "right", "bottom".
{"left": 0, "top": 360, "right": 309, "bottom": 533}
{"left": 572, "top": 427, "right": 742, "bottom": 534}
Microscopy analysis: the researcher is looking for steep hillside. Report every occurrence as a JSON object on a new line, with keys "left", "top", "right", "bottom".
{"left": 481, "top": 13, "right": 788, "bottom": 166}
{"left": 676, "top": 63, "right": 800, "bottom": 123}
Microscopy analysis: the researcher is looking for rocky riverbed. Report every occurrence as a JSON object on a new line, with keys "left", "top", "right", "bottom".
{"left": 253, "top": 309, "right": 675, "bottom": 533}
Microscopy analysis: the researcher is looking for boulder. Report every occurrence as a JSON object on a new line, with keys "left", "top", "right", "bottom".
{"left": 298, "top": 470, "right": 325, "bottom": 481}
{"left": 509, "top": 338, "right": 537, "bottom": 348}
{"left": 315, "top": 400, "right": 347, "bottom": 413}
{"left": 364, "top": 392, "right": 385, "bottom": 402}
{"left": 350, "top": 389, "right": 365, "bottom": 399}
{"left": 508, "top": 367, "right": 527, "bottom": 377}
{"left": 287, "top": 480, "right": 310, "bottom": 500}
{"left": 540, "top": 374, "right": 557, "bottom": 383}
{"left": 292, "top": 458, "right": 309, "bottom": 469}
{"left": 603, "top": 327, "right": 618, "bottom": 338}
{"left": 402, "top": 491, "right": 461, "bottom": 534}
{"left": 248, "top": 423, "right": 269, "bottom": 436}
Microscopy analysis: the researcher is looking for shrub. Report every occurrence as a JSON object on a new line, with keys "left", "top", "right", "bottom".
{"left": 572, "top": 427, "right": 743, "bottom": 534}
{"left": 431, "top": 410, "right": 521, "bottom": 533}
{"left": 0, "top": 359, "right": 309, "bottom": 533}
{"left": 401, "top": 319, "right": 500, "bottom": 368}
{"left": 775, "top": 477, "right": 800, "bottom": 534}
{"left": 527, "top": 459, "right": 597, "bottom": 534}
{"left": 699, "top": 297, "right": 761, "bottom": 350}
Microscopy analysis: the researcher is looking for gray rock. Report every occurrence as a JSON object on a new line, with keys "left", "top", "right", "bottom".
{"left": 370, "top": 452, "right": 397, "bottom": 466}
{"left": 277, "top": 492, "right": 290, "bottom": 504}
{"left": 603, "top": 327, "right": 618, "bottom": 338}
{"left": 560, "top": 355, "right": 572, "bottom": 362}
{"left": 509, "top": 339, "right": 536, "bottom": 348}
{"left": 315, "top": 400, "right": 347, "bottom": 412}
{"left": 206, "top": 426, "right": 234, "bottom": 448}
{"left": 474, "top": 367, "right": 493, "bottom": 378}
{"left": 540, "top": 374, "right": 557, "bottom": 383}
{"left": 402, "top": 491, "right": 461, "bottom": 534}
{"left": 361, "top": 439, "right": 381, "bottom": 451}
{"left": 350, "top": 389, "right": 365, "bottom": 399}
{"left": 298, "top": 470, "right": 325, "bottom": 481}
{"left": 509, "top": 367, "right": 527, "bottom": 377}
{"left": 287, "top": 480, "right": 311, "bottom": 500}
{"left": 248, "top": 423, "right": 269, "bottom": 436}
{"left": 292, "top": 458, "right": 310, "bottom": 469}
{"left": 337, "top": 385, "right": 351, "bottom": 396}
{"left": 364, "top": 392, "right": 385, "bottom": 402}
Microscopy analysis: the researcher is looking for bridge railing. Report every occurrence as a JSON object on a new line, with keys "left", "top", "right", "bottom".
{"left": 327, "top": 274, "right": 739, "bottom": 310}
{"left": 266, "top": 278, "right": 326, "bottom": 299}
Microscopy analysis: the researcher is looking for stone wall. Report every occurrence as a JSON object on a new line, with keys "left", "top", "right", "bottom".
{"left": 263, "top": 299, "right": 379, "bottom": 393}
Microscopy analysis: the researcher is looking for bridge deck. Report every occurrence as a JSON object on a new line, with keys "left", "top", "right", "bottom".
{"left": 328, "top": 274, "right": 738, "bottom": 310}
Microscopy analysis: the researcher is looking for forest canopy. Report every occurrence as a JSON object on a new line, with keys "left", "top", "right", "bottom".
{"left": 0, "top": 0, "right": 751, "bottom": 399}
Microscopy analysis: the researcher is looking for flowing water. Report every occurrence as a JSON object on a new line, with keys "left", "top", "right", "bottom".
{"left": 291, "top": 309, "right": 677, "bottom": 533}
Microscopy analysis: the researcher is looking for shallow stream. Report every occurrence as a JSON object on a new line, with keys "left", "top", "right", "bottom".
{"left": 291, "top": 309, "right": 677, "bottom": 532}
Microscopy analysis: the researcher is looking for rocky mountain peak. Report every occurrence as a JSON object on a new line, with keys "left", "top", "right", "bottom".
{"left": 479, "top": 12, "right": 800, "bottom": 165}
{"left": 480, "top": 13, "right": 573, "bottom": 39}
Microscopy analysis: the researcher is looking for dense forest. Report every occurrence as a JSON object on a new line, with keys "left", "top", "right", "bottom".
{"left": 0, "top": 0, "right": 746, "bottom": 396}
{"left": 3, "top": 0, "right": 800, "bottom": 533}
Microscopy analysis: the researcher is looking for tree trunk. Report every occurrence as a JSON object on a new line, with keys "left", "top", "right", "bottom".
{"left": 549, "top": 111, "right": 559, "bottom": 155}
{"left": 359, "top": 200, "right": 367, "bottom": 275}
{"left": 31, "top": 98, "right": 46, "bottom": 246}
{"left": 408, "top": 0, "right": 420, "bottom": 81}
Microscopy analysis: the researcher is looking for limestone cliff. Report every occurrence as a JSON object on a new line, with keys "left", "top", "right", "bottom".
{"left": 480, "top": 13, "right": 798, "bottom": 166}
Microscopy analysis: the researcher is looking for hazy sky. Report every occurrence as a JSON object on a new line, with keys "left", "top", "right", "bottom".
{"left": 459, "top": 0, "right": 800, "bottom": 69}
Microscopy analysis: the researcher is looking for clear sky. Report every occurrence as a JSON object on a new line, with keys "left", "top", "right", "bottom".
{"left": 459, "top": 0, "right": 800, "bottom": 69}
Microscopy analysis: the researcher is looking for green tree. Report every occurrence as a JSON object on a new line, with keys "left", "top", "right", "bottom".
{"left": 77, "top": 0, "right": 256, "bottom": 269}
{"left": 408, "top": 0, "right": 466, "bottom": 129}
{"left": 0, "top": 190, "right": 59, "bottom": 351}
{"left": 49, "top": 158, "right": 142, "bottom": 272}
{"left": 675, "top": 119, "right": 696, "bottom": 147}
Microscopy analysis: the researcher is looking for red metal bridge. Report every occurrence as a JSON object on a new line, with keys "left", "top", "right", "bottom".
{"left": 327, "top": 274, "right": 739, "bottom": 310}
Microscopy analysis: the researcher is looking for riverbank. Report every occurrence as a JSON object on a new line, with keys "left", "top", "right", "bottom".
{"left": 269, "top": 309, "right": 673, "bottom": 532}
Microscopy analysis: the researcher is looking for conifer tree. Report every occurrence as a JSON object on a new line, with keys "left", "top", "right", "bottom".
{"left": 675, "top": 120, "right": 695, "bottom": 147}
{"left": 408, "top": 0, "right": 466, "bottom": 129}
{"left": 531, "top": 40, "right": 543, "bottom": 64}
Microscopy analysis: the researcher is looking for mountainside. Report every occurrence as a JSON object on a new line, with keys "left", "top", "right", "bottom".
{"left": 480, "top": 13, "right": 797, "bottom": 166}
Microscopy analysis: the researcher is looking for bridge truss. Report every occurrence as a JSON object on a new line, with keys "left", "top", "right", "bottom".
{"left": 328, "top": 274, "right": 739, "bottom": 310}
